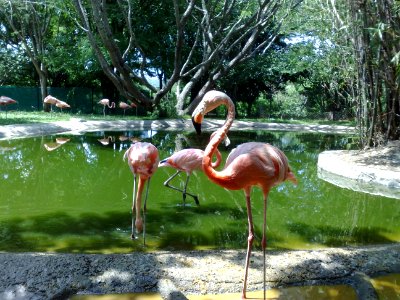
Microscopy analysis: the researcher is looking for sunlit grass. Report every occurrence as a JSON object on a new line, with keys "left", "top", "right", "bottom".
{"left": 0, "top": 110, "right": 356, "bottom": 127}
{"left": 0, "top": 110, "right": 145, "bottom": 125}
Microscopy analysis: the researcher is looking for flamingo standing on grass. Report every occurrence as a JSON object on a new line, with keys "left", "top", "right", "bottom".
{"left": 43, "top": 95, "right": 59, "bottom": 112}
{"left": 124, "top": 142, "right": 159, "bottom": 244}
{"left": 43, "top": 95, "right": 70, "bottom": 112}
{"left": 119, "top": 101, "right": 132, "bottom": 116}
{"left": 55, "top": 100, "right": 70, "bottom": 112}
{"left": 0, "top": 96, "right": 17, "bottom": 118}
{"left": 98, "top": 98, "right": 115, "bottom": 117}
{"left": 192, "top": 90, "right": 297, "bottom": 300}
{"left": 158, "top": 132, "right": 226, "bottom": 206}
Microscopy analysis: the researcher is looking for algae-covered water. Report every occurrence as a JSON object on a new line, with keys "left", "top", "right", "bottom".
{"left": 0, "top": 130, "right": 399, "bottom": 253}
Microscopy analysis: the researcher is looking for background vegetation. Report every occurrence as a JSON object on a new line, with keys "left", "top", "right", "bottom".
{"left": 0, "top": 0, "right": 399, "bottom": 147}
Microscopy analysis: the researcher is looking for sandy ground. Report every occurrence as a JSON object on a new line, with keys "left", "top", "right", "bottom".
{"left": 0, "top": 119, "right": 399, "bottom": 300}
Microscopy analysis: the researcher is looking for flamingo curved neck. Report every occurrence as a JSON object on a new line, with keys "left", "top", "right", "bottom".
{"left": 202, "top": 96, "right": 235, "bottom": 187}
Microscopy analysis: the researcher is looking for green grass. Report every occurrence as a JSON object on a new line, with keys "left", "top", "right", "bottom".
{"left": 0, "top": 110, "right": 356, "bottom": 127}
{"left": 0, "top": 111, "right": 145, "bottom": 126}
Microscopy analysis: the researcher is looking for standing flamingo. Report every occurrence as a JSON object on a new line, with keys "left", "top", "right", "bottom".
{"left": 158, "top": 132, "right": 226, "bottom": 206}
{"left": 0, "top": 96, "right": 17, "bottom": 118}
{"left": 98, "top": 98, "right": 115, "bottom": 117}
{"left": 43, "top": 95, "right": 59, "bottom": 112}
{"left": 192, "top": 90, "right": 297, "bottom": 299}
{"left": 55, "top": 100, "right": 70, "bottom": 112}
{"left": 119, "top": 101, "right": 132, "bottom": 116}
{"left": 123, "top": 142, "right": 159, "bottom": 244}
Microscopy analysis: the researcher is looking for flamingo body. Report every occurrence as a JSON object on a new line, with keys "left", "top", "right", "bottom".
{"left": 205, "top": 142, "right": 297, "bottom": 191}
{"left": 160, "top": 148, "right": 204, "bottom": 173}
{"left": 99, "top": 98, "right": 115, "bottom": 116}
{"left": 55, "top": 100, "right": 70, "bottom": 110}
{"left": 192, "top": 90, "right": 297, "bottom": 299}
{"left": 124, "top": 142, "right": 159, "bottom": 242}
{"left": 159, "top": 135, "right": 223, "bottom": 205}
{"left": 0, "top": 96, "right": 17, "bottom": 118}
{"left": 43, "top": 95, "right": 59, "bottom": 105}
{"left": 0, "top": 96, "right": 17, "bottom": 106}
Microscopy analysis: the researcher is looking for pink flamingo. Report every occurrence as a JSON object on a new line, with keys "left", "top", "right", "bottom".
{"left": 192, "top": 90, "right": 297, "bottom": 300}
{"left": 0, "top": 96, "right": 17, "bottom": 118}
{"left": 119, "top": 101, "right": 132, "bottom": 116}
{"left": 158, "top": 137, "right": 223, "bottom": 206}
{"left": 43, "top": 95, "right": 60, "bottom": 112}
{"left": 124, "top": 142, "right": 159, "bottom": 244}
{"left": 55, "top": 100, "right": 70, "bottom": 112}
{"left": 98, "top": 98, "right": 115, "bottom": 117}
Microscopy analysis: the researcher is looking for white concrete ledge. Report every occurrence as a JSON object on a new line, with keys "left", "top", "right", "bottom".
{"left": 318, "top": 141, "right": 400, "bottom": 199}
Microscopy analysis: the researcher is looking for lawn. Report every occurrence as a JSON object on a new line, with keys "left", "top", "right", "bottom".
{"left": 0, "top": 110, "right": 356, "bottom": 127}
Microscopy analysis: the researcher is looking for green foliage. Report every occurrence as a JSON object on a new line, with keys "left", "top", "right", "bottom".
{"left": 272, "top": 83, "right": 307, "bottom": 118}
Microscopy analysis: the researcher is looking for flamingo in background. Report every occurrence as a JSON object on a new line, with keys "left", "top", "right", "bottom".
{"left": 43, "top": 95, "right": 70, "bottom": 112}
{"left": 158, "top": 132, "right": 225, "bottom": 206}
{"left": 55, "top": 100, "right": 70, "bottom": 112}
{"left": 119, "top": 101, "right": 132, "bottom": 116}
{"left": 124, "top": 142, "right": 159, "bottom": 244}
{"left": 43, "top": 95, "right": 60, "bottom": 112}
{"left": 98, "top": 98, "right": 115, "bottom": 117}
{"left": 192, "top": 90, "right": 297, "bottom": 300}
{"left": 0, "top": 96, "right": 17, "bottom": 118}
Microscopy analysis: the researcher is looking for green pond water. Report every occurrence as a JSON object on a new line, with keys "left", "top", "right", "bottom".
{"left": 0, "top": 129, "right": 399, "bottom": 253}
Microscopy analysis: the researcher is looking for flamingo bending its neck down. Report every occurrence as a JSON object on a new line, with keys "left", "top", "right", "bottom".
{"left": 158, "top": 133, "right": 223, "bottom": 206}
{"left": 192, "top": 90, "right": 297, "bottom": 300}
{"left": 124, "top": 142, "right": 159, "bottom": 244}
{"left": 98, "top": 98, "right": 115, "bottom": 117}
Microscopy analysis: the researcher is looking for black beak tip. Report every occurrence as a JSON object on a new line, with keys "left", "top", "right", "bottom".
{"left": 191, "top": 117, "right": 202, "bottom": 135}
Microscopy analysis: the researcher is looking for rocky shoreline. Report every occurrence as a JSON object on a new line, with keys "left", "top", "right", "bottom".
{"left": 1, "top": 244, "right": 400, "bottom": 299}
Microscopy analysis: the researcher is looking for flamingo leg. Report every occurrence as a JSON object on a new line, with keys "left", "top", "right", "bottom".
{"left": 262, "top": 190, "right": 270, "bottom": 300}
{"left": 242, "top": 189, "right": 254, "bottom": 300}
{"left": 163, "top": 171, "right": 199, "bottom": 205}
{"left": 142, "top": 177, "right": 151, "bottom": 246}
{"left": 131, "top": 174, "right": 137, "bottom": 239}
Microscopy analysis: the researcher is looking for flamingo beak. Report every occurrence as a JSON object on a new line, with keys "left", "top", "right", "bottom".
{"left": 192, "top": 117, "right": 202, "bottom": 135}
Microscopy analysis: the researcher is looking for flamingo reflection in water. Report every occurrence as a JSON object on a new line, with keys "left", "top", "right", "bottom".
{"left": 44, "top": 137, "right": 71, "bottom": 151}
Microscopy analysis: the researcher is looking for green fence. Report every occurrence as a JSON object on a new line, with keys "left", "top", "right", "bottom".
{"left": 0, "top": 86, "right": 97, "bottom": 114}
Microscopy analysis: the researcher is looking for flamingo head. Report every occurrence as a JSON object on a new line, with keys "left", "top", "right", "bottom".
{"left": 191, "top": 114, "right": 203, "bottom": 135}
{"left": 191, "top": 97, "right": 207, "bottom": 134}
{"left": 192, "top": 90, "right": 232, "bottom": 135}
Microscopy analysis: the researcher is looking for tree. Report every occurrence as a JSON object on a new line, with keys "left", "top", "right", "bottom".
{"left": 348, "top": 0, "right": 400, "bottom": 145}
{"left": 72, "top": 0, "right": 302, "bottom": 115}
{"left": 0, "top": 0, "right": 54, "bottom": 110}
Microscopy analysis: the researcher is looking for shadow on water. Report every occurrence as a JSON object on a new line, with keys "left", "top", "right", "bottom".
{"left": 286, "top": 222, "right": 395, "bottom": 247}
{"left": 1, "top": 129, "right": 400, "bottom": 253}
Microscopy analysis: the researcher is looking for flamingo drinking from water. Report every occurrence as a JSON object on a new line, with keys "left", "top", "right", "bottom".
{"left": 124, "top": 142, "right": 159, "bottom": 244}
{"left": 192, "top": 90, "right": 297, "bottom": 299}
